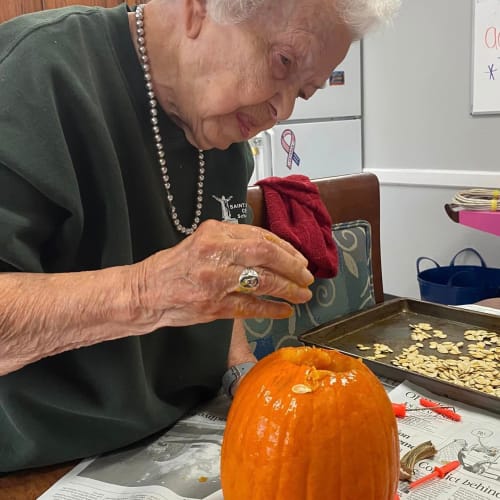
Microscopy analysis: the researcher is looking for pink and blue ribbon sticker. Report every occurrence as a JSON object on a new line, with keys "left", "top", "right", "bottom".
{"left": 281, "top": 128, "right": 300, "bottom": 170}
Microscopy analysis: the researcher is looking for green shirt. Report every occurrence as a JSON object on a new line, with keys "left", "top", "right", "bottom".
{"left": 0, "top": 4, "right": 253, "bottom": 472}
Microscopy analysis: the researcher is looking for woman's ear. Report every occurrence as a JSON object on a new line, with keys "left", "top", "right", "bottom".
{"left": 184, "top": 0, "right": 208, "bottom": 38}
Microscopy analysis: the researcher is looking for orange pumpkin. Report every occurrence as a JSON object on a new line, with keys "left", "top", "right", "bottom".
{"left": 221, "top": 346, "right": 399, "bottom": 500}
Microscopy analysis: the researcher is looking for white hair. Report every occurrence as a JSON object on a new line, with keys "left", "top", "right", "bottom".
{"left": 335, "top": 0, "right": 401, "bottom": 38}
{"left": 206, "top": 0, "right": 400, "bottom": 37}
{"left": 205, "top": 0, "right": 264, "bottom": 24}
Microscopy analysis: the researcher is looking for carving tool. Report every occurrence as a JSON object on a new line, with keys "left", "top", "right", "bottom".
{"left": 404, "top": 460, "right": 460, "bottom": 492}
{"left": 419, "top": 398, "right": 462, "bottom": 421}
{"left": 392, "top": 402, "right": 457, "bottom": 419}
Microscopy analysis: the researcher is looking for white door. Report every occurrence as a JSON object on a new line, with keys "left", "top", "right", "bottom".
{"left": 248, "top": 134, "right": 272, "bottom": 185}
{"left": 267, "top": 120, "right": 362, "bottom": 180}
{"left": 288, "top": 41, "right": 362, "bottom": 120}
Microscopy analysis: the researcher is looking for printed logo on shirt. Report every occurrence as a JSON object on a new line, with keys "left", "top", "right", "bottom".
{"left": 211, "top": 194, "right": 247, "bottom": 223}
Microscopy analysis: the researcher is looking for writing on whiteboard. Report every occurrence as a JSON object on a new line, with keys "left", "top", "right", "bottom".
{"left": 484, "top": 26, "right": 500, "bottom": 48}
{"left": 472, "top": 0, "right": 500, "bottom": 114}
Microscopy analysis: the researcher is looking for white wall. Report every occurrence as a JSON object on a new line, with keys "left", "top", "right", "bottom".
{"left": 363, "top": 0, "right": 500, "bottom": 298}
{"left": 379, "top": 184, "right": 500, "bottom": 298}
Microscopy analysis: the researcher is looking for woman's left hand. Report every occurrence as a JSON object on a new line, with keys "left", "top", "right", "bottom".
{"left": 129, "top": 219, "right": 314, "bottom": 330}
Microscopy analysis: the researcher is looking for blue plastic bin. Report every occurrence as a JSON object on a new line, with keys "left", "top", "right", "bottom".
{"left": 417, "top": 248, "right": 500, "bottom": 305}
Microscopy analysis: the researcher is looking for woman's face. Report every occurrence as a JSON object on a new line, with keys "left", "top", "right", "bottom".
{"left": 155, "top": 0, "right": 353, "bottom": 150}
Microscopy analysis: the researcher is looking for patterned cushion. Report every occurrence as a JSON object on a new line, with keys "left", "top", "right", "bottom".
{"left": 245, "top": 220, "right": 375, "bottom": 359}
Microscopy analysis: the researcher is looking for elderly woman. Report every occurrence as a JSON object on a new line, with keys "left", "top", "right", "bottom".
{"left": 0, "top": 0, "right": 399, "bottom": 472}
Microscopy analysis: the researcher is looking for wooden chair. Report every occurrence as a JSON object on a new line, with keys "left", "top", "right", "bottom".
{"left": 0, "top": 173, "right": 383, "bottom": 498}
{"left": 247, "top": 172, "right": 383, "bottom": 303}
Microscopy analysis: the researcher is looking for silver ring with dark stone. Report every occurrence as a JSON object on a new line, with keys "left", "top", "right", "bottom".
{"left": 238, "top": 267, "right": 260, "bottom": 292}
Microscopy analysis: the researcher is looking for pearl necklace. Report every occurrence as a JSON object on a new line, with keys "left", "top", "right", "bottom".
{"left": 135, "top": 4, "right": 205, "bottom": 235}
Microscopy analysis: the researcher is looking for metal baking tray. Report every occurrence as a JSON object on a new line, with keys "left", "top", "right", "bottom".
{"left": 299, "top": 298, "right": 500, "bottom": 414}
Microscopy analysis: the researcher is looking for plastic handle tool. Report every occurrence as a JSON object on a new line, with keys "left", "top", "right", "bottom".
{"left": 392, "top": 402, "right": 457, "bottom": 419}
{"left": 392, "top": 403, "right": 408, "bottom": 418}
{"left": 419, "top": 398, "right": 462, "bottom": 421}
{"left": 408, "top": 460, "right": 460, "bottom": 490}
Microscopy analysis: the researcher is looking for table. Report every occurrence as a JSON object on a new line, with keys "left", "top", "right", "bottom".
{"left": 475, "top": 297, "right": 500, "bottom": 309}
{"left": 0, "top": 463, "right": 74, "bottom": 500}
{"left": 445, "top": 204, "right": 500, "bottom": 237}
{"left": 3, "top": 299, "right": 499, "bottom": 500}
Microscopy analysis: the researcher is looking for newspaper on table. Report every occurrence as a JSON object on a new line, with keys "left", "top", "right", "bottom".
{"left": 39, "top": 381, "right": 500, "bottom": 500}
{"left": 390, "top": 381, "right": 500, "bottom": 499}
{"left": 38, "top": 394, "right": 230, "bottom": 500}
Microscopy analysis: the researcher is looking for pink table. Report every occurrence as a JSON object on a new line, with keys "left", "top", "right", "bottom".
{"left": 445, "top": 205, "right": 500, "bottom": 237}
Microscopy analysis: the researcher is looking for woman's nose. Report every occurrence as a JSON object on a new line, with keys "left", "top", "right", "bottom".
{"left": 272, "top": 86, "right": 299, "bottom": 122}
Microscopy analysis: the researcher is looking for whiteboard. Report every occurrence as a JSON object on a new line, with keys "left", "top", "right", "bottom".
{"left": 472, "top": 0, "right": 500, "bottom": 114}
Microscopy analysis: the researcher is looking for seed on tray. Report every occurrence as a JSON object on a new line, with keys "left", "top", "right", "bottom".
{"left": 374, "top": 343, "right": 393, "bottom": 353}
{"left": 416, "top": 323, "right": 433, "bottom": 331}
{"left": 392, "top": 351, "right": 499, "bottom": 397}
{"left": 434, "top": 333, "right": 447, "bottom": 339}
{"left": 357, "top": 343, "right": 393, "bottom": 357}
{"left": 411, "top": 332, "right": 432, "bottom": 341}
{"left": 361, "top": 322, "right": 499, "bottom": 397}
{"left": 471, "top": 352, "right": 487, "bottom": 359}
{"left": 356, "top": 344, "right": 372, "bottom": 351}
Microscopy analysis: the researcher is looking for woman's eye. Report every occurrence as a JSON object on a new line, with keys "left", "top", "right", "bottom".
{"left": 271, "top": 51, "right": 293, "bottom": 79}
{"left": 280, "top": 54, "right": 291, "bottom": 67}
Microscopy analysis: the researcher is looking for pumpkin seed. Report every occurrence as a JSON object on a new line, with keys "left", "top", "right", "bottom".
{"left": 292, "top": 384, "right": 313, "bottom": 394}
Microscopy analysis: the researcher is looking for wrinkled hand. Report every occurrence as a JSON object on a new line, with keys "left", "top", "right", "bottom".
{"left": 132, "top": 220, "right": 314, "bottom": 328}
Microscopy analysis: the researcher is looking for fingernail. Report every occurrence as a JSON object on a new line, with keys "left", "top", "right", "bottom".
{"left": 277, "top": 305, "right": 294, "bottom": 318}
{"left": 298, "top": 255, "right": 309, "bottom": 266}
{"left": 265, "top": 304, "right": 294, "bottom": 319}
{"left": 301, "top": 269, "right": 314, "bottom": 286}
{"left": 292, "top": 286, "right": 312, "bottom": 303}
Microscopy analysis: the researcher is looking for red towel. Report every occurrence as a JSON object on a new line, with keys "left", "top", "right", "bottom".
{"left": 256, "top": 175, "right": 338, "bottom": 278}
